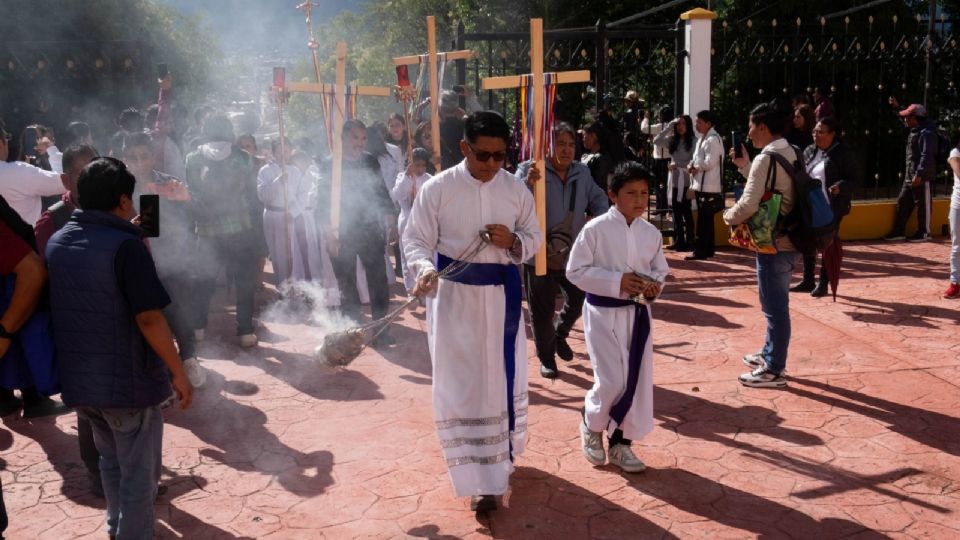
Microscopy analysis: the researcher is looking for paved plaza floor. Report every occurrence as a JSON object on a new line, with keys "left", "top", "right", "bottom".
{"left": 1, "top": 239, "right": 958, "bottom": 539}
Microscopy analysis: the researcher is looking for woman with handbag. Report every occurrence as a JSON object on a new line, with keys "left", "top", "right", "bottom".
{"left": 792, "top": 117, "right": 860, "bottom": 296}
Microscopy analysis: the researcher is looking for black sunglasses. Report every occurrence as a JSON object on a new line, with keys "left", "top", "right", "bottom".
{"left": 466, "top": 142, "right": 507, "bottom": 163}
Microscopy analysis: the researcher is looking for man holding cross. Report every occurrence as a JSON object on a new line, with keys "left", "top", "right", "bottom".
{"left": 403, "top": 111, "right": 542, "bottom": 512}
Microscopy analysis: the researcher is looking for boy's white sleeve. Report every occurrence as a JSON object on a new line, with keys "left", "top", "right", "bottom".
{"left": 402, "top": 179, "right": 440, "bottom": 278}
{"left": 565, "top": 226, "right": 623, "bottom": 299}
{"left": 391, "top": 172, "right": 411, "bottom": 206}
{"left": 650, "top": 235, "right": 669, "bottom": 293}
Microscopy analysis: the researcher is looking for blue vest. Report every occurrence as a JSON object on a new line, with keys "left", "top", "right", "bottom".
{"left": 46, "top": 210, "right": 171, "bottom": 408}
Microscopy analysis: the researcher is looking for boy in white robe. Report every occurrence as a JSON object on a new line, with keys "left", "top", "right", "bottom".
{"left": 391, "top": 147, "right": 432, "bottom": 294}
{"left": 566, "top": 163, "right": 669, "bottom": 473}
{"left": 404, "top": 112, "right": 542, "bottom": 512}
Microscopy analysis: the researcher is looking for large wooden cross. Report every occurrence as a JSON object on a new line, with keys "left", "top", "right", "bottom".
{"left": 392, "top": 16, "right": 473, "bottom": 172}
{"left": 286, "top": 41, "right": 393, "bottom": 241}
{"left": 481, "top": 19, "right": 590, "bottom": 276}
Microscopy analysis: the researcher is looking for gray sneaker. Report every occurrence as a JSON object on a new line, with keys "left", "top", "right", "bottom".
{"left": 738, "top": 366, "right": 787, "bottom": 388}
{"left": 608, "top": 444, "right": 646, "bottom": 473}
{"left": 742, "top": 352, "right": 766, "bottom": 369}
{"left": 579, "top": 421, "right": 606, "bottom": 466}
{"left": 183, "top": 357, "right": 206, "bottom": 388}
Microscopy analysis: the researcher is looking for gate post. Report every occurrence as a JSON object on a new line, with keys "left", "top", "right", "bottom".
{"left": 680, "top": 8, "right": 717, "bottom": 114}
{"left": 595, "top": 18, "right": 607, "bottom": 113}
{"left": 456, "top": 21, "right": 467, "bottom": 109}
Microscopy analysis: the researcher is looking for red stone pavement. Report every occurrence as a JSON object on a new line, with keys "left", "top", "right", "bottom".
{"left": 2, "top": 239, "right": 959, "bottom": 539}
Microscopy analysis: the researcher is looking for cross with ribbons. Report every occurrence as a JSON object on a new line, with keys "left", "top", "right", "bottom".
{"left": 393, "top": 16, "right": 473, "bottom": 172}
{"left": 481, "top": 18, "right": 590, "bottom": 276}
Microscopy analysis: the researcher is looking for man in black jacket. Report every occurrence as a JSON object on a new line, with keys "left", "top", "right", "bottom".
{"left": 885, "top": 101, "right": 939, "bottom": 243}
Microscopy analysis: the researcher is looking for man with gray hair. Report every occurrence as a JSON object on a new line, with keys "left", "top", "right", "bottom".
{"left": 516, "top": 122, "right": 610, "bottom": 378}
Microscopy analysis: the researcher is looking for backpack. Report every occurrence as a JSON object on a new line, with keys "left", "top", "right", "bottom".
{"left": 764, "top": 150, "right": 836, "bottom": 253}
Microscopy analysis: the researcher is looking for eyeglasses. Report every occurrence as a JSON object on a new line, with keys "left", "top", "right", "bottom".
{"left": 466, "top": 142, "right": 507, "bottom": 163}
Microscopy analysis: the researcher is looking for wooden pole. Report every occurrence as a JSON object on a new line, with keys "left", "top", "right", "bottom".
{"left": 530, "top": 18, "right": 547, "bottom": 276}
{"left": 330, "top": 41, "right": 347, "bottom": 244}
{"left": 427, "top": 16, "right": 442, "bottom": 172}
{"left": 273, "top": 67, "right": 293, "bottom": 279}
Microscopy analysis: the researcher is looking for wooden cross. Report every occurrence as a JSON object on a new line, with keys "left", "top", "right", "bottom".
{"left": 481, "top": 19, "right": 590, "bottom": 276}
{"left": 393, "top": 16, "right": 473, "bottom": 172}
{"left": 286, "top": 42, "right": 393, "bottom": 241}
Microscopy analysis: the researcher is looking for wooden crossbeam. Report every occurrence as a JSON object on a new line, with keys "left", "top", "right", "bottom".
{"left": 480, "top": 19, "right": 592, "bottom": 276}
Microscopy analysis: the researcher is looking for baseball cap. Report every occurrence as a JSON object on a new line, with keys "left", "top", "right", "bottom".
{"left": 899, "top": 104, "right": 927, "bottom": 117}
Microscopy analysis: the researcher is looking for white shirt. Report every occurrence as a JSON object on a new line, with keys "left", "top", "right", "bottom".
{"left": 48, "top": 145, "right": 64, "bottom": 175}
{"left": 0, "top": 160, "right": 65, "bottom": 225}
{"left": 950, "top": 148, "right": 960, "bottom": 210}
{"left": 690, "top": 128, "right": 724, "bottom": 193}
{"left": 641, "top": 118, "right": 671, "bottom": 160}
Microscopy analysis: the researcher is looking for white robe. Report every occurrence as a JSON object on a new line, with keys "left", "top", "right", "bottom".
{"left": 257, "top": 162, "right": 338, "bottom": 302}
{"left": 392, "top": 170, "right": 432, "bottom": 292}
{"left": 565, "top": 206, "right": 669, "bottom": 441}
{"left": 404, "top": 161, "right": 542, "bottom": 497}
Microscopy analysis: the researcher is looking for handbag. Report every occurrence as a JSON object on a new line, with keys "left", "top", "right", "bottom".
{"left": 728, "top": 156, "right": 781, "bottom": 254}
{"left": 545, "top": 181, "right": 577, "bottom": 272}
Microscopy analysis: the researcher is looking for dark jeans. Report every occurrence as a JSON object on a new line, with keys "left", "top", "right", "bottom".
{"left": 80, "top": 406, "right": 163, "bottom": 540}
{"left": 524, "top": 265, "right": 585, "bottom": 369}
{"left": 0, "top": 475, "right": 6, "bottom": 537}
{"left": 194, "top": 232, "right": 257, "bottom": 335}
{"left": 891, "top": 179, "right": 932, "bottom": 236}
{"left": 652, "top": 159, "right": 670, "bottom": 211}
{"left": 757, "top": 251, "right": 799, "bottom": 374}
{"left": 78, "top": 416, "right": 101, "bottom": 476}
{"left": 158, "top": 273, "right": 197, "bottom": 359}
{"left": 672, "top": 190, "right": 695, "bottom": 247}
{"left": 331, "top": 234, "right": 390, "bottom": 322}
{"left": 695, "top": 192, "right": 723, "bottom": 257}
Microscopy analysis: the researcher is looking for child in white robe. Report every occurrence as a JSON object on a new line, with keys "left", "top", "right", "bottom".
{"left": 391, "top": 147, "right": 432, "bottom": 294}
{"left": 566, "top": 163, "right": 669, "bottom": 473}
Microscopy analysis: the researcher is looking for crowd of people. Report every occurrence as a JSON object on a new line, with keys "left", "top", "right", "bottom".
{"left": 1, "top": 71, "right": 959, "bottom": 535}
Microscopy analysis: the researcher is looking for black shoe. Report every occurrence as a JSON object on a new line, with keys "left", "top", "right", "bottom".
{"left": 556, "top": 337, "right": 574, "bottom": 361}
{"left": 884, "top": 232, "right": 905, "bottom": 241}
{"left": 22, "top": 397, "right": 71, "bottom": 419}
{"left": 684, "top": 254, "right": 711, "bottom": 261}
{"left": 470, "top": 494, "right": 497, "bottom": 512}
{"left": 789, "top": 281, "right": 815, "bottom": 293}
{"left": 540, "top": 365, "right": 559, "bottom": 379}
{"left": 810, "top": 283, "right": 829, "bottom": 298}
{"left": 676, "top": 244, "right": 695, "bottom": 252}
{"left": 0, "top": 396, "right": 24, "bottom": 417}
{"left": 906, "top": 232, "right": 930, "bottom": 243}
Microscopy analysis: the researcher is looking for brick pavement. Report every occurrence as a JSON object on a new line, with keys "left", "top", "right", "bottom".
{"left": 1, "top": 239, "right": 958, "bottom": 539}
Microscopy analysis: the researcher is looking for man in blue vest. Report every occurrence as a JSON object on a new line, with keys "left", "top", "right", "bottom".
{"left": 46, "top": 157, "right": 193, "bottom": 539}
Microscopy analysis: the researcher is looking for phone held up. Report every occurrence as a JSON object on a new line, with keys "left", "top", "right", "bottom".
{"left": 139, "top": 194, "right": 160, "bottom": 238}
{"left": 731, "top": 131, "right": 746, "bottom": 159}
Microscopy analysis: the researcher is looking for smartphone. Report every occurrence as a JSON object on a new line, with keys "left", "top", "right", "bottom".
{"left": 23, "top": 127, "right": 38, "bottom": 158}
{"left": 732, "top": 132, "right": 745, "bottom": 158}
{"left": 157, "top": 63, "right": 169, "bottom": 80}
{"left": 139, "top": 194, "right": 160, "bottom": 238}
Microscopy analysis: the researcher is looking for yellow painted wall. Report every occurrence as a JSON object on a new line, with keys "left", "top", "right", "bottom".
{"left": 686, "top": 197, "right": 953, "bottom": 246}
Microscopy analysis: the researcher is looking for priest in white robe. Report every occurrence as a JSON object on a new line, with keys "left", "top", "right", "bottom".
{"left": 403, "top": 112, "right": 542, "bottom": 512}
{"left": 565, "top": 164, "right": 669, "bottom": 474}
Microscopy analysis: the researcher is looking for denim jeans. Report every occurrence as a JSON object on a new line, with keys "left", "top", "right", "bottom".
{"left": 950, "top": 206, "right": 959, "bottom": 284}
{"left": 756, "top": 250, "right": 799, "bottom": 374}
{"left": 79, "top": 406, "right": 163, "bottom": 540}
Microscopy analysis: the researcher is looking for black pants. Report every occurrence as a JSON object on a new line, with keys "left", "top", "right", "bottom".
{"left": 331, "top": 234, "right": 390, "bottom": 322}
{"left": 77, "top": 416, "right": 101, "bottom": 476}
{"left": 891, "top": 179, "right": 932, "bottom": 236}
{"left": 194, "top": 232, "right": 258, "bottom": 335}
{"left": 524, "top": 265, "right": 585, "bottom": 369}
{"left": 694, "top": 192, "right": 723, "bottom": 257}
{"left": 800, "top": 215, "right": 845, "bottom": 284}
{"left": 652, "top": 159, "right": 670, "bottom": 211}
{"left": 0, "top": 474, "right": 6, "bottom": 537}
{"left": 159, "top": 273, "right": 197, "bottom": 360}
{"left": 672, "top": 190, "right": 695, "bottom": 248}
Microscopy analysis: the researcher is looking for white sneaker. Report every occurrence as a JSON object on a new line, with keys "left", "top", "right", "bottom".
{"left": 738, "top": 366, "right": 787, "bottom": 388}
{"left": 608, "top": 444, "right": 646, "bottom": 473}
{"left": 579, "top": 421, "right": 606, "bottom": 466}
{"left": 194, "top": 329, "right": 205, "bottom": 342}
{"left": 182, "top": 357, "right": 206, "bottom": 388}
{"left": 742, "top": 352, "right": 766, "bottom": 369}
{"left": 239, "top": 333, "right": 258, "bottom": 348}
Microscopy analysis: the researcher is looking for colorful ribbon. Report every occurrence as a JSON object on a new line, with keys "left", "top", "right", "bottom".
{"left": 518, "top": 73, "right": 557, "bottom": 162}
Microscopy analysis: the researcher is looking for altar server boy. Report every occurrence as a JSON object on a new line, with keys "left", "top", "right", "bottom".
{"left": 566, "top": 162, "right": 668, "bottom": 473}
